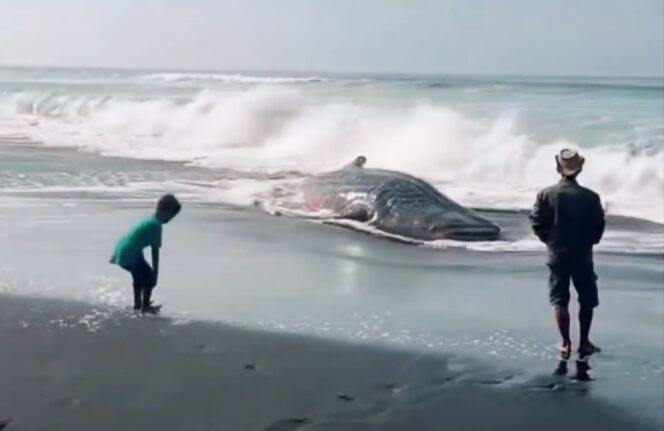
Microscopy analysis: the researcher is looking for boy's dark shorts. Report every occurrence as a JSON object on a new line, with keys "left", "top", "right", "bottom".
{"left": 547, "top": 257, "right": 599, "bottom": 308}
{"left": 121, "top": 258, "right": 154, "bottom": 289}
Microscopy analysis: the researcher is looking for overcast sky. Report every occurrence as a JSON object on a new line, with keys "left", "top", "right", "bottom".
{"left": 0, "top": 0, "right": 662, "bottom": 76}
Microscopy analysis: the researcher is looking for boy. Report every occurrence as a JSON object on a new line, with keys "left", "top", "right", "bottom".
{"left": 111, "top": 194, "right": 181, "bottom": 314}
{"left": 530, "top": 149, "right": 605, "bottom": 359}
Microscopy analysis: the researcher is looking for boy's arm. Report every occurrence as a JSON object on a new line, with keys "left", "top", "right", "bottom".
{"left": 150, "top": 222, "right": 162, "bottom": 287}
{"left": 151, "top": 246, "right": 160, "bottom": 287}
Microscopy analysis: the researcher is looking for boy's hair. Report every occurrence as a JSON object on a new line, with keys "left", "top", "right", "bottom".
{"left": 157, "top": 194, "right": 182, "bottom": 214}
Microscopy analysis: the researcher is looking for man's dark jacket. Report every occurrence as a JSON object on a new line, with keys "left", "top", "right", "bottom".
{"left": 530, "top": 178, "right": 605, "bottom": 259}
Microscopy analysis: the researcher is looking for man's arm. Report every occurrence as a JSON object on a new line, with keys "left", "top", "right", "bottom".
{"left": 530, "top": 191, "right": 553, "bottom": 243}
{"left": 151, "top": 246, "right": 160, "bottom": 287}
{"left": 592, "top": 195, "right": 606, "bottom": 244}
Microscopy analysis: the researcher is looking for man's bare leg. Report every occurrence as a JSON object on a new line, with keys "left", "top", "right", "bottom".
{"left": 578, "top": 306, "right": 601, "bottom": 354}
{"left": 555, "top": 305, "right": 572, "bottom": 359}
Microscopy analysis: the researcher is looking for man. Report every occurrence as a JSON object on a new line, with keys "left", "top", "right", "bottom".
{"left": 531, "top": 149, "right": 605, "bottom": 359}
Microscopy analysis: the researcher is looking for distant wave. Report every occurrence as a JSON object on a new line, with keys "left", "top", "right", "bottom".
{"left": 2, "top": 66, "right": 659, "bottom": 93}
{"left": 138, "top": 72, "right": 329, "bottom": 85}
{"left": 411, "top": 76, "right": 664, "bottom": 93}
{"left": 494, "top": 79, "right": 664, "bottom": 93}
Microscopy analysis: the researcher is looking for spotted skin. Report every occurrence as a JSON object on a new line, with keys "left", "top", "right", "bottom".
{"left": 303, "top": 164, "right": 501, "bottom": 241}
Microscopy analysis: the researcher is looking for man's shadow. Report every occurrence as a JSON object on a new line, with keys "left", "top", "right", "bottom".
{"left": 554, "top": 355, "right": 593, "bottom": 381}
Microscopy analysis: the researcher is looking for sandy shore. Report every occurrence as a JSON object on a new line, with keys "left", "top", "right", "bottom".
{"left": 0, "top": 294, "right": 655, "bottom": 431}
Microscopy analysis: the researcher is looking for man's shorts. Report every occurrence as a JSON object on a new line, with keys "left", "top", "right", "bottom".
{"left": 121, "top": 258, "right": 154, "bottom": 289}
{"left": 547, "top": 257, "right": 599, "bottom": 308}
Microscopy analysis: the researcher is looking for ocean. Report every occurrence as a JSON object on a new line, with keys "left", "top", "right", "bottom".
{"left": 1, "top": 67, "right": 662, "bottom": 225}
{"left": 0, "top": 67, "right": 662, "bottom": 425}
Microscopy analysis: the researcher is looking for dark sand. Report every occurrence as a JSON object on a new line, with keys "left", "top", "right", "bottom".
{"left": 0, "top": 295, "right": 654, "bottom": 431}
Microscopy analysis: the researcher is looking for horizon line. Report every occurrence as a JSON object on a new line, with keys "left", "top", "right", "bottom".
{"left": 1, "top": 63, "right": 662, "bottom": 81}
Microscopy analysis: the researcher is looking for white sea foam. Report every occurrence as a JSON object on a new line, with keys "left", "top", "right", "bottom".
{"left": 305, "top": 218, "right": 664, "bottom": 255}
{"left": 0, "top": 86, "right": 662, "bottom": 223}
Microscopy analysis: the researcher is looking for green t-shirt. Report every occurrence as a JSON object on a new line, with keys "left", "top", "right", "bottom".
{"left": 111, "top": 216, "right": 162, "bottom": 267}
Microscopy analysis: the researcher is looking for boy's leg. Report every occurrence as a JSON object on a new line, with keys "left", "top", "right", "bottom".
{"left": 132, "top": 285, "right": 142, "bottom": 310}
{"left": 142, "top": 286, "right": 154, "bottom": 309}
{"left": 124, "top": 265, "right": 142, "bottom": 310}
{"left": 135, "top": 259, "right": 157, "bottom": 312}
{"left": 128, "top": 258, "right": 154, "bottom": 312}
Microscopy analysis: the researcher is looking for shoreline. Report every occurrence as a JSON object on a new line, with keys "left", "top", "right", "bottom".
{"left": 0, "top": 293, "right": 657, "bottom": 431}
{"left": 2, "top": 138, "right": 664, "bottom": 232}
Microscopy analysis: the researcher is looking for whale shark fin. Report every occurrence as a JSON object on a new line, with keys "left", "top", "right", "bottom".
{"left": 343, "top": 155, "right": 367, "bottom": 169}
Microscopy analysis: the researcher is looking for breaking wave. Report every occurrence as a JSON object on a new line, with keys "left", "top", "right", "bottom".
{"left": 0, "top": 86, "right": 662, "bottom": 222}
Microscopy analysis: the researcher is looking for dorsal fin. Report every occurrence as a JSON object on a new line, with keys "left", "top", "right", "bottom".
{"left": 344, "top": 155, "right": 367, "bottom": 169}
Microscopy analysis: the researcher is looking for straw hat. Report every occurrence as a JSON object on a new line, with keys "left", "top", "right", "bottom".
{"left": 556, "top": 148, "right": 585, "bottom": 177}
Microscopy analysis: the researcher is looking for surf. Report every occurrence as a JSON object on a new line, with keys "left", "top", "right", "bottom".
{"left": 0, "top": 82, "right": 662, "bottom": 224}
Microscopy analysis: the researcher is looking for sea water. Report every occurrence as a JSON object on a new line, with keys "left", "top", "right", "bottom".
{"left": 0, "top": 67, "right": 662, "bottom": 424}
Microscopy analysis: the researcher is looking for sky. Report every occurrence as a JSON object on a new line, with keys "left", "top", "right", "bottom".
{"left": 0, "top": 0, "right": 662, "bottom": 76}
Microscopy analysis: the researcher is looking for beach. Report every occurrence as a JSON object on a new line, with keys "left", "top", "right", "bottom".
{"left": 0, "top": 294, "right": 658, "bottom": 431}
{"left": 0, "top": 68, "right": 662, "bottom": 430}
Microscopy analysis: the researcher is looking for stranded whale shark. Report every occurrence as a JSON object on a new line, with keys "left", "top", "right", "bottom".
{"left": 303, "top": 157, "right": 501, "bottom": 241}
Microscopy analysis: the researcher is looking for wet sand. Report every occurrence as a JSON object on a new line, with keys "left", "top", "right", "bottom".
{"left": 0, "top": 294, "right": 655, "bottom": 431}
{"left": 1, "top": 141, "right": 662, "bottom": 430}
